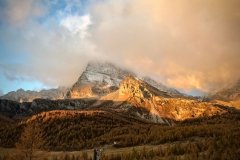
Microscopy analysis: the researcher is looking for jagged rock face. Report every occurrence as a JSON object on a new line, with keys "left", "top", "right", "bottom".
{"left": 152, "top": 98, "right": 225, "bottom": 121}
{"left": 142, "top": 77, "right": 184, "bottom": 97}
{"left": 119, "top": 76, "right": 152, "bottom": 99}
{"left": 0, "top": 87, "right": 68, "bottom": 102}
{"left": 119, "top": 76, "right": 170, "bottom": 99}
{"left": 67, "top": 62, "right": 133, "bottom": 98}
{"left": 211, "top": 80, "right": 240, "bottom": 101}
{"left": 115, "top": 76, "right": 226, "bottom": 123}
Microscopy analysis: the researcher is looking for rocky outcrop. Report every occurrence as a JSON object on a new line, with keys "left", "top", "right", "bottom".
{"left": 119, "top": 76, "right": 170, "bottom": 99}
{"left": 101, "top": 76, "right": 226, "bottom": 123}
{"left": 111, "top": 75, "right": 237, "bottom": 123}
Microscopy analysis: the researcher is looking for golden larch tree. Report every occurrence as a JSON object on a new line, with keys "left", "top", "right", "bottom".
{"left": 16, "top": 122, "right": 44, "bottom": 160}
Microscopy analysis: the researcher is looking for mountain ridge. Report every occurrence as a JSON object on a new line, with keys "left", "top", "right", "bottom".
{"left": 0, "top": 87, "right": 68, "bottom": 102}
{"left": 0, "top": 62, "right": 186, "bottom": 102}
{"left": 211, "top": 80, "right": 240, "bottom": 101}
{"left": 66, "top": 62, "right": 185, "bottom": 99}
{"left": 0, "top": 62, "right": 238, "bottom": 124}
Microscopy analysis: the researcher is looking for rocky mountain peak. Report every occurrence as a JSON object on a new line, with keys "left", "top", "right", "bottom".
{"left": 119, "top": 76, "right": 153, "bottom": 99}
{"left": 67, "top": 62, "right": 183, "bottom": 99}
{"left": 1, "top": 61, "right": 185, "bottom": 102}
{"left": 66, "top": 62, "right": 134, "bottom": 98}
{"left": 117, "top": 75, "right": 224, "bottom": 123}
{"left": 119, "top": 76, "right": 171, "bottom": 99}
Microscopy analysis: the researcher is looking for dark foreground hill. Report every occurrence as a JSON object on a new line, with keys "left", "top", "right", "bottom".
{"left": 0, "top": 109, "right": 240, "bottom": 159}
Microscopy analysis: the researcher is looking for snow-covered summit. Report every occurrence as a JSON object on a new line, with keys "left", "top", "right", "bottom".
{"left": 80, "top": 62, "right": 134, "bottom": 86}
{"left": 66, "top": 62, "right": 135, "bottom": 98}
{"left": 67, "top": 61, "right": 184, "bottom": 99}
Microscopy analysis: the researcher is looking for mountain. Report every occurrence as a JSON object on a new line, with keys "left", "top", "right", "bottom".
{"left": 0, "top": 87, "right": 68, "bottom": 102}
{"left": 0, "top": 76, "right": 226, "bottom": 124}
{"left": 142, "top": 77, "right": 185, "bottom": 97}
{"left": 1, "top": 62, "right": 185, "bottom": 103}
{"left": 0, "top": 76, "right": 233, "bottom": 155}
{"left": 66, "top": 62, "right": 135, "bottom": 98}
{"left": 66, "top": 62, "right": 185, "bottom": 99}
{"left": 0, "top": 62, "right": 226, "bottom": 124}
{"left": 210, "top": 80, "right": 240, "bottom": 109}
{"left": 211, "top": 80, "right": 240, "bottom": 101}
{"left": 97, "top": 76, "right": 225, "bottom": 123}
{"left": 0, "top": 62, "right": 239, "bottom": 158}
{"left": 64, "top": 62, "right": 223, "bottom": 123}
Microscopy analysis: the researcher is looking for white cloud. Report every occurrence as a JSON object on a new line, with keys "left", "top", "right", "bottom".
{"left": 60, "top": 14, "right": 92, "bottom": 38}
{"left": 4, "top": 0, "right": 46, "bottom": 26}
{"left": 89, "top": 0, "right": 240, "bottom": 92}
{"left": 1, "top": 0, "right": 240, "bottom": 93}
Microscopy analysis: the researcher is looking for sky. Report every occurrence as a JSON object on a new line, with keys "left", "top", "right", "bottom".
{"left": 0, "top": 0, "right": 240, "bottom": 96}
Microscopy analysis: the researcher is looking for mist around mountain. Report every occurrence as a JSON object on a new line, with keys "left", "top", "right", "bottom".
{"left": 0, "top": 62, "right": 240, "bottom": 159}
{"left": 1, "top": 62, "right": 240, "bottom": 121}
{"left": 211, "top": 80, "right": 240, "bottom": 101}
{"left": 66, "top": 62, "right": 187, "bottom": 99}
{"left": 1, "top": 61, "right": 239, "bottom": 123}
{"left": 1, "top": 62, "right": 186, "bottom": 102}
{"left": 3, "top": 61, "right": 239, "bottom": 104}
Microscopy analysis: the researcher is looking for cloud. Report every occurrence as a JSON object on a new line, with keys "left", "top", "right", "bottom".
{"left": 0, "top": 1, "right": 96, "bottom": 88}
{"left": 60, "top": 14, "right": 92, "bottom": 38}
{"left": 1, "top": 0, "right": 240, "bottom": 94}
{"left": 0, "top": 22, "right": 95, "bottom": 87}
{"left": 88, "top": 0, "right": 240, "bottom": 92}
{"left": 1, "top": 0, "right": 46, "bottom": 26}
